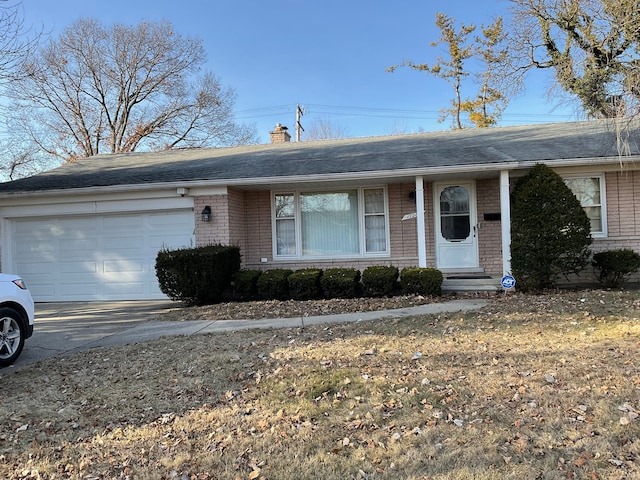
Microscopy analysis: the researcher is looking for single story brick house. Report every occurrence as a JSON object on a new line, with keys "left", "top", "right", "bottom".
{"left": 0, "top": 120, "right": 638, "bottom": 302}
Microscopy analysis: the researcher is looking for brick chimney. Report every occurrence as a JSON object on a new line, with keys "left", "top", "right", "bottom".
{"left": 269, "top": 123, "right": 291, "bottom": 143}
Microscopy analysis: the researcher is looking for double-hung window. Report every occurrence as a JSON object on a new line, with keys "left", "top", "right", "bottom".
{"left": 564, "top": 174, "right": 607, "bottom": 237}
{"left": 273, "top": 187, "right": 389, "bottom": 258}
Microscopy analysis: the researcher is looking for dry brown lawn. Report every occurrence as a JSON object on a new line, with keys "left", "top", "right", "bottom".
{"left": 1, "top": 290, "right": 639, "bottom": 480}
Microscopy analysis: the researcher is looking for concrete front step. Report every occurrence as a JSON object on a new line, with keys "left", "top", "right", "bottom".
{"left": 442, "top": 274, "right": 503, "bottom": 291}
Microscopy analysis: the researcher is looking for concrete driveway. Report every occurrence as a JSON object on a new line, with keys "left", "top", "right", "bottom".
{"left": 9, "top": 301, "right": 189, "bottom": 371}
{"left": 6, "top": 298, "right": 490, "bottom": 373}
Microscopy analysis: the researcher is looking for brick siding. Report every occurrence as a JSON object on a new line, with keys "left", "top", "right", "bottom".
{"left": 192, "top": 171, "right": 640, "bottom": 280}
{"left": 476, "top": 178, "right": 503, "bottom": 274}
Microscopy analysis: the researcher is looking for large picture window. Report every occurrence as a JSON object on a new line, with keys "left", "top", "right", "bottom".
{"left": 273, "top": 187, "right": 389, "bottom": 258}
{"left": 564, "top": 175, "right": 606, "bottom": 236}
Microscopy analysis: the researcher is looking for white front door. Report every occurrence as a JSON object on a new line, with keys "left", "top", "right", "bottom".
{"left": 435, "top": 182, "right": 479, "bottom": 270}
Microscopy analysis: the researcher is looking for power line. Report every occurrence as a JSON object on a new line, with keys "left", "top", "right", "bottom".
{"left": 234, "top": 103, "right": 577, "bottom": 123}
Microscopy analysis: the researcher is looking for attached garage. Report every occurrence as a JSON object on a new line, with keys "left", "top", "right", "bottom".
{"left": 6, "top": 208, "right": 194, "bottom": 302}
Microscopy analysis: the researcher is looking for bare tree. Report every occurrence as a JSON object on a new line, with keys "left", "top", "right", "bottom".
{"left": 5, "top": 18, "right": 257, "bottom": 164}
{"left": 304, "top": 117, "right": 350, "bottom": 140}
{"left": 507, "top": 0, "right": 640, "bottom": 119}
{"left": 0, "top": 1, "right": 40, "bottom": 83}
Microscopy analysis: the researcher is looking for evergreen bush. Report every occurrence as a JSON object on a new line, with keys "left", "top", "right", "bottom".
{"left": 400, "top": 267, "right": 443, "bottom": 296}
{"left": 592, "top": 249, "right": 640, "bottom": 288}
{"left": 510, "top": 163, "right": 592, "bottom": 291}
{"left": 288, "top": 268, "right": 323, "bottom": 300}
{"left": 232, "top": 269, "right": 262, "bottom": 300}
{"left": 256, "top": 269, "right": 293, "bottom": 300}
{"left": 155, "top": 244, "right": 241, "bottom": 305}
{"left": 320, "top": 268, "right": 361, "bottom": 299}
{"left": 362, "top": 265, "right": 399, "bottom": 297}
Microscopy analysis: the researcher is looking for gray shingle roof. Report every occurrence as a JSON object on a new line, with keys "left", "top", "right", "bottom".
{"left": 1, "top": 120, "right": 638, "bottom": 194}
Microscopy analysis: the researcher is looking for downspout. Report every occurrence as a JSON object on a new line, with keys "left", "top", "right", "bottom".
{"left": 500, "top": 170, "right": 512, "bottom": 275}
{"left": 415, "top": 176, "right": 427, "bottom": 267}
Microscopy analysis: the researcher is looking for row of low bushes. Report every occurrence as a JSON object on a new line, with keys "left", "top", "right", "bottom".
{"left": 233, "top": 265, "right": 443, "bottom": 302}
{"left": 155, "top": 245, "right": 443, "bottom": 305}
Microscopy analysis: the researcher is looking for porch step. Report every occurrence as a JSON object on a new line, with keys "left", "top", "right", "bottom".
{"left": 442, "top": 274, "right": 502, "bottom": 292}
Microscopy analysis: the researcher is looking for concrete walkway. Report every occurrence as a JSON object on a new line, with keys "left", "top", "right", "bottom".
{"left": 6, "top": 298, "right": 489, "bottom": 372}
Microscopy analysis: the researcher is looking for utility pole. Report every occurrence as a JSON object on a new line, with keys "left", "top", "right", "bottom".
{"left": 296, "top": 104, "right": 305, "bottom": 141}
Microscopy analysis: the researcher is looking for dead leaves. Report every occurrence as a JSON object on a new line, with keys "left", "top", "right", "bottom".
{"left": 2, "top": 289, "right": 640, "bottom": 479}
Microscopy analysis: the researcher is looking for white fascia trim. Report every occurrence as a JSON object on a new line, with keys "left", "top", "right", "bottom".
{"left": 0, "top": 196, "right": 194, "bottom": 218}
{"left": 0, "top": 182, "right": 228, "bottom": 200}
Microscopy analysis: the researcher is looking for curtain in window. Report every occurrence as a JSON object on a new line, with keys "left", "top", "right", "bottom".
{"left": 301, "top": 191, "right": 359, "bottom": 255}
{"left": 275, "top": 194, "right": 296, "bottom": 255}
{"left": 564, "top": 178, "right": 602, "bottom": 232}
{"left": 364, "top": 189, "right": 386, "bottom": 252}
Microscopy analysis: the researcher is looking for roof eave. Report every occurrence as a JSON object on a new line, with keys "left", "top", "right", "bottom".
{"left": 0, "top": 155, "right": 632, "bottom": 199}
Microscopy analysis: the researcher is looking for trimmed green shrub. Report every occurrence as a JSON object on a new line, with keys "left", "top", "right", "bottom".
{"left": 362, "top": 265, "right": 399, "bottom": 297}
{"left": 232, "top": 269, "right": 262, "bottom": 300}
{"left": 288, "top": 268, "right": 323, "bottom": 300}
{"left": 400, "top": 267, "right": 443, "bottom": 296}
{"left": 511, "top": 163, "right": 592, "bottom": 291}
{"left": 155, "top": 244, "right": 241, "bottom": 306}
{"left": 320, "top": 268, "right": 361, "bottom": 299}
{"left": 592, "top": 249, "right": 640, "bottom": 288}
{"left": 256, "top": 269, "right": 293, "bottom": 300}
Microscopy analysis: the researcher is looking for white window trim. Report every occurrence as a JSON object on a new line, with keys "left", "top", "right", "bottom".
{"left": 563, "top": 173, "right": 607, "bottom": 238}
{"left": 271, "top": 186, "right": 391, "bottom": 260}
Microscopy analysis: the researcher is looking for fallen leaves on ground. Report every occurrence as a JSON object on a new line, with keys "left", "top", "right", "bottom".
{"left": 1, "top": 289, "right": 639, "bottom": 479}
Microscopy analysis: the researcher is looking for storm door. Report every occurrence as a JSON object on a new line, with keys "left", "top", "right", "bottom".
{"left": 435, "top": 183, "right": 479, "bottom": 269}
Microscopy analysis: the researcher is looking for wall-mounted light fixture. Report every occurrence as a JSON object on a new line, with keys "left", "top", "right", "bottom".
{"left": 201, "top": 205, "right": 212, "bottom": 222}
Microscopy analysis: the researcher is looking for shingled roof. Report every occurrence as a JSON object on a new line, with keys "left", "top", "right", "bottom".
{"left": 1, "top": 120, "right": 637, "bottom": 194}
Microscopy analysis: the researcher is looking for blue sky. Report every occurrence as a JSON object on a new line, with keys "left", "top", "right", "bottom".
{"left": 20, "top": 0, "right": 582, "bottom": 143}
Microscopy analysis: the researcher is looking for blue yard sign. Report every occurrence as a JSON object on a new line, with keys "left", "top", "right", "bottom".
{"left": 501, "top": 275, "right": 516, "bottom": 289}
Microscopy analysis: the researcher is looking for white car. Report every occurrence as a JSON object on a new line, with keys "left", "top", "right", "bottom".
{"left": 0, "top": 274, "right": 35, "bottom": 368}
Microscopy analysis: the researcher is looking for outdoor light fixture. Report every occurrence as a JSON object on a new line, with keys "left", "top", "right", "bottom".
{"left": 201, "top": 205, "right": 212, "bottom": 222}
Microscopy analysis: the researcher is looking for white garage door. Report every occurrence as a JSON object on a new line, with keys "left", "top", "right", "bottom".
{"left": 11, "top": 210, "right": 195, "bottom": 301}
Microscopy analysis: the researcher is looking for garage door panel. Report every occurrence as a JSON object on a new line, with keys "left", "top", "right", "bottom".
{"left": 17, "top": 262, "right": 55, "bottom": 275}
{"left": 61, "top": 217, "right": 98, "bottom": 229}
{"left": 103, "top": 260, "right": 144, "bottom": 274}
{"left": 28, "top": 283, "right": 56, "bottom": 299}
{"left": 11, "top": 210, "right": 194, "bottom": 301}
{"left": 16, "top": 240, "right": 56, "bottom": 255}
{"left": 105, "top": 282, "right": 145, "bottom": 295}
{"left": 60, "top": 238, "right": 99, "bottom": 252}
{"left": 60, "top": 261, "right": 99, "bottom": 274}
{"left": 59, "top": 282, "right": 100, "bottom": 296}
{"left": 104, "top": 236, "right": 145, "bottom": 251}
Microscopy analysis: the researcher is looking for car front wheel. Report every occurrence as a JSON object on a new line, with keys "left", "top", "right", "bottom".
{"left": 0, "top": 308, "right": 25, "bottom": 368}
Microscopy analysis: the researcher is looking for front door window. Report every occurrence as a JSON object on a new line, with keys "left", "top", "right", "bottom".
{"left": 440, "top": 186, "right": 470, "bottom": 242}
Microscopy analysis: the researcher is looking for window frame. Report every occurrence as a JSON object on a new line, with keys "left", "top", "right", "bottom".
{"left": 271, "top": 186, "right": 391, "bottom": 260}
{"left": 563, "top": 173, "right": 607, "bottom": 238}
